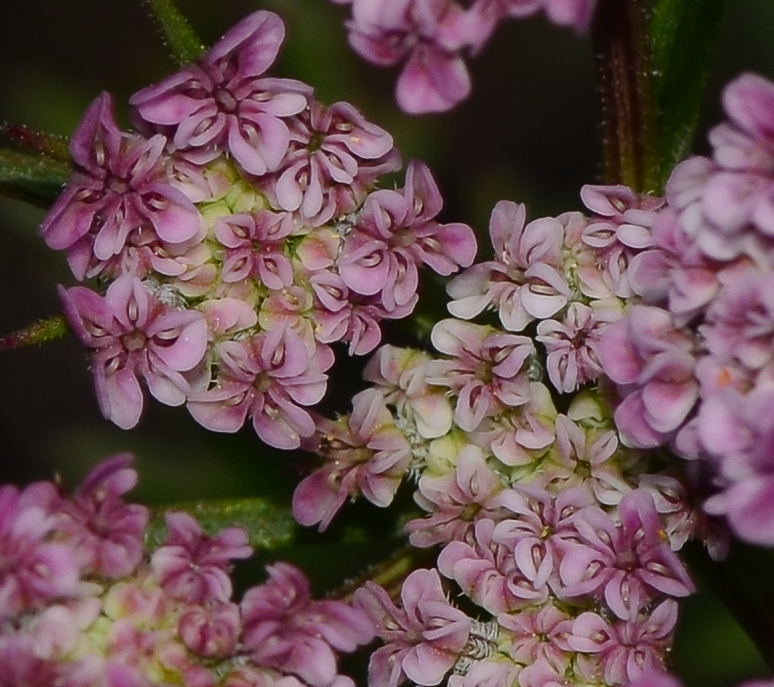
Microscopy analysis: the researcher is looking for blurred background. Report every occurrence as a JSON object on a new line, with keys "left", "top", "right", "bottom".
{"left": 0, "top": 1, "right": 773, "bottom": 684}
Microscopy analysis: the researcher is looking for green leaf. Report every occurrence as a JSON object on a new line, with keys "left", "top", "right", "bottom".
{"left": 648, "top": 0, "right": 727, "bottom": 187}
{"left": 146, "top": 497, "right": 297, "bottom": 551}
{"left": 142, "top": 0, "right": 205, "bottom": 66}
{"left": 0, "top": 149, "right": 70, "bottom": 206}
{"left": 0, "top": 149, "right": 70, "bottom": 186}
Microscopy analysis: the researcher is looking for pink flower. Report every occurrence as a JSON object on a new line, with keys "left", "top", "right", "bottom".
{"left": 568, "top": 600, "right": 678, "bottom": 685}
{"left": 437, "top": 518, "right": 550, "bottom": 615}
{"left": 338, "top": 161, "right": 475, "bottom": 314}
{"left": 447, "top": 201, "right": 570, "bottom": 332}
{"left": 56, "top": 454, "right": 149, "bottom": 579}
{"left": 598, "top": 305, "right": 698, "bottom": 449}
{"left": 580, "top": 184, "right": 663, "bottom": 299}
{"left": 271, "top": 100, "right": 400, "bottom": 226}
{"left": 347, "top": 0, "right": 473, "bottom": 114}
{"left": 548, "top": 413, "right": 630, "bottom": 505}
{"left": 493, "top": 484, "right": 595, "bottom": 597}
{"left": 354, "top": 568, "right": 471, "bottom": 687}
{"left": 178, "top": 602, "right": 241, "bottom": 658}
{"left": 557, "top": 491, "right": 694, "bottom": 620}
{"left": 292, "top": 388, "right": 411, "bottom": 529}
{"left": 0, "top": 486, "right": 79, "bottom": 618}
{"left": 626, "top": 207, "right": 719, "bottom": 325}
{"left": 40, "top": 92, "right": 203, "bottom": 280}
{"left": 405, "top": 444, "right": 505, "bottom": 546}
{"left": 536, "top": 301, "right": 621, "bottom": 393}
{"left": 498, "top": 604, "right": 574, "bottom": 685}
{"left": 187, "top": 326, "right": 332, "bottom": 449}
{"left": 470, "top": 382, "right": 557, "bottom": 467}
{"left": 700, "top": 386, "right": 774, "bottom": 546}
{"left": 131, "top": 11, "right": 311, "bottom": 174}
{"left": 242, "top": 563, "right": 374, "bottom": 687}
{"left": 151, "top": 511, "right": 252, "bottom": 603}
{"left": 214, "top": 210, "right": 295, "bottom": 289}
{"left": 363, "top": 344, "right": 454, "bottom": 439}
{"left": 427, "top": 319, "right": 534, "bottom": 431}
{"left": 60, "top": 274, "right": 209, "bottom": 430}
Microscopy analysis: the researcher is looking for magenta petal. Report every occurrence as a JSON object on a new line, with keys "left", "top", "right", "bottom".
{"left": 228, "top": 113, "right": 290, "bottom": 175}
{"left": 144, "top": 368, "right": 188, "bottom": 407}
{"left": 99, "top": 365, "right": 145, "bottom": 430}
{"left": 722, "top": 73, "right": 774, "bottom": 141}
{"left": 396, "top": 47, "right": 471, "bottom": 114}
{"left": 152, "top": 317, "right": 209, "bottom": 372}
{"left": 292, "top": 471, "right": 347, "bottom": 529}
{"left": 641, "top": 380, "right": 698, "bottom": 433}
{"left": 187, "top": 389, "right": 250, "bottom": 432}
{"left": 614, "top": 392, "right": 668, "bottom": 448}
{"left": 208, "top": 10, "right": 285, "bottom": 76}
{"left": 726, "top": 477, "right": 774, "bottom": 545}
{"left": 402, "top": 643, "right": 455, "bottom": 686}
{"left": 143, "top": 185, "right": 202, "bottom": 244}
{"left": 598, "top": 319, "right": 642, "bottom": 385}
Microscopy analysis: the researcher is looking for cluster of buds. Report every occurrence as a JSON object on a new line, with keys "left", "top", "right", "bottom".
{"left": 0, "top": 455, "right": 373, "bottom": 686}
{"left": 41, "top": 10, "right": 476, "bottom": 448}
{"left": 329, "top": 0, "right": 598, "bottom": 113}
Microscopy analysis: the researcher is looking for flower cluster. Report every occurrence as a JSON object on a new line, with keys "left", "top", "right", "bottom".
{"left": 329, "top": 0, "right": 598, "bottom": 113}
{"left": 596, "top": 73, "right": 774, "bottom": 547}
{"left": 290, "top": 181, "right": 709, "bottom": 687}
{"left": 42, "top": 10, "right": 476, "bottom": 447}
{"left": 0, "top": 455, "right": 373, "bottom": 686}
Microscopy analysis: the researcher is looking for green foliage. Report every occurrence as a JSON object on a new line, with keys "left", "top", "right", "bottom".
{"left": 142, "top": 0, "right": 206, "bottom": 66}
{"left": 146, "top": 497, "right": 297, "bottom": 551}
{"left": 0, "top": 149, "right": 70, "bottom": 206}
{"left": 648, "top": 0, "right": 727, "bottom": 187}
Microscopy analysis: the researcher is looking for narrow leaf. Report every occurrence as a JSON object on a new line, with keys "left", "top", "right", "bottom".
{"left": 0, "top": 315, "right": 69, "bottom": 350}
{"left": 142, "top": 0, "right": 205, "bottom": 66}
{"left": 648, "top": 0, "right": 727, "bottom": 187}
{"left": 147, "top": 497, "right": 297, "bottom": 551}
{"left": 0, "top": 123, "right": 70, "bottom": 162}
{"left": 0, "top": 149, "right": 71, "bottom": 186}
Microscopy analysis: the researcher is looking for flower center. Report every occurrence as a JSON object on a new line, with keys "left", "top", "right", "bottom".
{"left": 214, "top": 87, "right": 239, "bottom": 113}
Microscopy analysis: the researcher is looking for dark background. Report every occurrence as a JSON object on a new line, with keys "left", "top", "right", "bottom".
{"left": 0, "top": 1, "right": 773, "bottom": 683}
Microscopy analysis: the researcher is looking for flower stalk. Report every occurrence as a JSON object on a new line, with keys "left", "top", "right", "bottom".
{"left": 591, "top": 0, "right": 657, "bottom": 192}
{"left": 142, "top": 0, "right": 205, "bottom": 66}
{"left": 0, "top": 315, "right": 68, "bottom": 350}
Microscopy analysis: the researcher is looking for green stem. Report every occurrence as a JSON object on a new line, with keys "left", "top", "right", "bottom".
{"left": 0, "top": 315, "right": 68, "bottom": 350}
{"left": 0, "top": 123, "right": 70, "bottom": 162}
{"left": 328, "top": 544, "right": 435, "bottom": 603}
{"left": 142, "top": 0, "right": 205, "bottom": 66}
{"left": 591, "top": 0, "right": 658, "bottom": 192}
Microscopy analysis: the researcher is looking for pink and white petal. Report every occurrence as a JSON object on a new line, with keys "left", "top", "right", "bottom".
{"left": 99, "top": 365, "right": 145, "bottom": 430}
{"left": 152, "top": 317, "right": 209, "bottom": 372}
{"left": 187, "top": 388, "right": 251, "bottom": 432}
{"left": 228, "top": 114, "right": 290, "bottom": 175}
{"left": 396, "top": 48, "right": 471, "bottom": 115}
{"left": 207, "top": 10, "right": 285, "bottom": 76}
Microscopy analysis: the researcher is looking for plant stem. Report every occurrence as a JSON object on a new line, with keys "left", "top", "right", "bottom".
{"left": 591, "top": 0, "right": 658, "bottom": 192}
{"left": 0, "top": 315, "right": 68, "bottom": 350}
{"left": 329, "top": 544, "right": 435, "bottom": 603}
{"left": 142, "top": 0, "right": 205, "bottom": 66}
